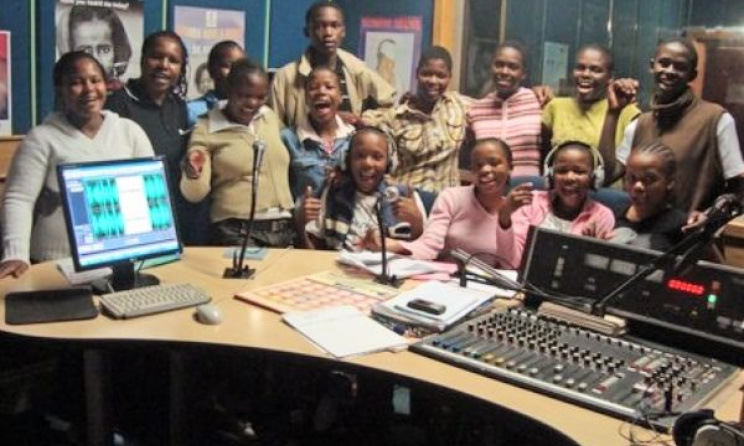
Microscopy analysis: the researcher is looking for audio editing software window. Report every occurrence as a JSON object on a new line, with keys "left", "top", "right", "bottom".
{"left": 59, "top": 158, "right": 180, "bottom": 269}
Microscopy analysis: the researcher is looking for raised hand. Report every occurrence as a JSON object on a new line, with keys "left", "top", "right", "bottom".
{"left": 184, "top": 150, "right": 207, "bottom": 179}
{"left": 499, "top": 182, "right": 534, "bottom": 229}
{"left": 532, "top": 85, "right": 555, "bottom": 107}
{"left": 393, "top": 186, "right": 419, "bottom": 223}
{"left": 503, "top": 182, "right": 534, "bottom": 215}
{"left": 607, "top": 78, "right": 638, "bottom": 111}
{"left": 582, "top": 221, "right": 613, "bottom": 240}
{"left": 299, "top": 185, "right": 322, "bottom": 227}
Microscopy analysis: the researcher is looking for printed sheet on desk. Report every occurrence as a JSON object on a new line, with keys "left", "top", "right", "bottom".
{"left": 234, "top": 271, "right": 400, "bottom": 314}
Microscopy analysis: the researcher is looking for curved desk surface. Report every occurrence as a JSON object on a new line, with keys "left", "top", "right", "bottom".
{"left": 0, "top": 248, "right": 741, "bottom": 446}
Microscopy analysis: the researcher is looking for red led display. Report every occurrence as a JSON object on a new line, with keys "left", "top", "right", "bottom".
{"left": 666, "top": 279, "right": 705, "bottom": 296}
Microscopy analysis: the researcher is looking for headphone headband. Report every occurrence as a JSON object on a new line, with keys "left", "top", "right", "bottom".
{"left": 543, "top": 140, "right": 605, "bottom": 189}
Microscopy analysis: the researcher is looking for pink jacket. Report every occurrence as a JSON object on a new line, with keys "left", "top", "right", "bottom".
{"left": 400, "top": 186, "right": 517, "bottom": 268}
{"left": 511, "top": 191, "right": 615, "bottom": 267}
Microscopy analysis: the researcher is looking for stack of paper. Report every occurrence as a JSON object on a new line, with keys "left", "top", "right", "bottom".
{"left": 337, "top": 250, "right": 441, "bottom": 279}
{"left": 373, "top": 281, "right": 496, "bottom": 332}
{"left": 283, "top": 306, "right": 408, "bottom": 358}
{"left": 56, "top": 258, "right": 111, "bottom": 286}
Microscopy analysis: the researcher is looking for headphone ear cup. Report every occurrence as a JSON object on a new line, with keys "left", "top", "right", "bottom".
{"left": 593, "top": 167, "right": 605, "bottom": 189}
{"left": 544, "top": 167, "right": 554, "bottom": 189}
{"left": 592, "top": 150, "right": 606, "bottom": 189}
{"left": 673, "top": 410, "right": 717, "bottom": 446}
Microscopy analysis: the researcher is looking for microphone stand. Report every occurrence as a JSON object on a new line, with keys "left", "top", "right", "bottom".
{"left": 591, "top": 204, "right": 740, "bottom": 316}
{"left": 224, "top": 141, "right": 265, "bottom": 278}
{"left": 373, "top": 194, "right": 403, "bottom": 288}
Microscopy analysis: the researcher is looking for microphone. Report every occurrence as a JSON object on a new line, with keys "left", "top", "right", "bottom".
{"left": 592, "top": 193, "right": 743, "bottom": 315}
{"left": 373, "top": 191, "right": 402, "bottom": 288}
{"left": 702, "top": 193, "right": 741, "bottom": 223}
{"left": 382, "top": 186, "right": 400, "bottom": 203}
{"left": 224, "top": 139, "right": 267, "bottom": 278}
{"left": 252, "top": 140, "right": 266, "bottom": 185}
{"left": 383, "top": 186, "right": 413, "bottom": 239}
{"left": 670, "top": 193, "right": 742, "bottom": 277}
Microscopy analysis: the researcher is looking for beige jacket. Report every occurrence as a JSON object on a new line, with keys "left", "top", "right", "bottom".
{"left": 181, "top": 106, "right": 294, "bottom": 223}
{"left": 269, "top": 48, "right": 397, "bottom": 128}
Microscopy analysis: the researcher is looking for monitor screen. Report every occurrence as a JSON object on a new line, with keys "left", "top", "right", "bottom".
{"left": 57, "top": 156, "right": 181, "bottom": 273}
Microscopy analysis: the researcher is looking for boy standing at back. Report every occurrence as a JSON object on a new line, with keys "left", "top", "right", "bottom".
{"left": 270, "top": 1, "right": 396, "bottom": 128}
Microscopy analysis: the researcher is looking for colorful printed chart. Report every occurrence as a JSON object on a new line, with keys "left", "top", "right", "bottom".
{"left": 235, "top": 271, "right": 400, "bottom": 314}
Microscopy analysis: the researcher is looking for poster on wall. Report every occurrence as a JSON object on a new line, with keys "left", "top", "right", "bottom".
{"left": 174, "top": 6, "right": 245, "bottom": 100}
{"left": 0, "top": 31, "right": 11, "bottom": 136}
{"left": 359, "top": 16, "right": 422, "bottom": 95}
{"left": 541, "top": 41, "right": 570, "bottom": 94}
{"left": 55, "top": 0, "right": 144, "bottom": 91}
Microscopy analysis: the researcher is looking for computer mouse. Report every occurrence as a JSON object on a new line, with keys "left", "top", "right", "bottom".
{"left": 195, "top": 304, "right": 223, "bottom": 325}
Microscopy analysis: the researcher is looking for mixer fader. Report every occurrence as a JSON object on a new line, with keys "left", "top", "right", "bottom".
{"left": 411, "top": 307, "right": 739, "bottom": 430}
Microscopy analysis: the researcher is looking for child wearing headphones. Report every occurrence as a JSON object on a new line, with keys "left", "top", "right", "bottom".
{"left": 297, "top": 126, "right": 426, "bottom": 250}
{"left": 509, "top": 141, "right": 615, "bottom": 263}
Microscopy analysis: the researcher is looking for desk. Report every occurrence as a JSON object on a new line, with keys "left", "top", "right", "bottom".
{"left": 0, "top": 248, "right": 741, "bottom": 446}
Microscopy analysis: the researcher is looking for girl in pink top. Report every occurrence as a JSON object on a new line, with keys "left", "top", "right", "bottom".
{"left": 364, "top": 138, "right": 532, "bottom": 268}
{"left": 507, "top": 141, "right": 615, "bottom": 265}
{"left": 467, "top": 41, "right": 543, "bottom": 177}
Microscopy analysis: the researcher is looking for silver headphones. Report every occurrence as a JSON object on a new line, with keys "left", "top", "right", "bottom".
{"left": 543, "top": 141, "right": 605, "bottom": 189}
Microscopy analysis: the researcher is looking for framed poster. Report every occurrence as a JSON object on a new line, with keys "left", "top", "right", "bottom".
{"left": 359, "top": 16, "right": 422, "bottom": 94}
{"left": 174, "top": 6, "right": 245, "bottom": 100}
{"left": 55, "top": 0, "right": 144, "bottom": 90}
{"left": 541, "top": 41, "right": 570, "bottom": 93}
{"left": 0, "top": 31, "right": 10, "bottom": 135}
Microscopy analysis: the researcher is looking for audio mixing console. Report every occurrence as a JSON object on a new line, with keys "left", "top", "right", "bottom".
{"left": 411, "top": 307, "right": 739, "bottom": 430}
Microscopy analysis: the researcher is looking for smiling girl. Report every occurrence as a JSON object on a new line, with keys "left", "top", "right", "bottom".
{"left": 0, "top": 52, "right": 153, "bottom": 278}
{"left": 105, "top": 31, "right": 211, "bottom": 244}
{"left": 300, "top": 127, "right": 425, "bottom": 250}
{"left": 180, "top": 58, "right": 294, "bottom": 247}
{"left": 282, "top": 66, "right": 354, "bottom": 200}
{"left": 363, "top": 46, "right": 468, "bottom": 193}
{"left": 509, "top": 141, "right": 615, "bottom": 263}
{"left": 364, "top": 138, "right": 529, "bottom": 268}
{"left": 467, "top": 41, "right": 543, "bottom": 178}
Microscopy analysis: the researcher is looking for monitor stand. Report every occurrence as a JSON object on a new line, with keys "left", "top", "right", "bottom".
{"left": 92, "top": 261, "right": 160, "bottom": 294}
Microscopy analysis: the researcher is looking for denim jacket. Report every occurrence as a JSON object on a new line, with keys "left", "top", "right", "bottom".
{"left": 281, "top": 119, "right": 354, "bottom": 200}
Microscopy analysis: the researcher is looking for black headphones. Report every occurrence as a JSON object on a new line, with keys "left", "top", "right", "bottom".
{"left": 542, "top": 140, "right": 605, "bottom": 189}
{"left": 343, "top": 127, "right": 397, "bottom": 174}
{"left": 673, "top": 409, "right": 744, "bottom": 446}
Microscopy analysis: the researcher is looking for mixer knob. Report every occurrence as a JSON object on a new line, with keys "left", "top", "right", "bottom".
{"left": 553, "top": 364, "right": 565, "bottom": 373}
{"left": 565, "top": 378, "right": 575, "bottom": 388}
{"left": 529, "top": 367, "right": 539, "bottom": 376}
{"left": 553, "top": 374, "right": 563, "bottom": 383}
{"left": 518, "top": 364, "right": 528, "bottom": 373}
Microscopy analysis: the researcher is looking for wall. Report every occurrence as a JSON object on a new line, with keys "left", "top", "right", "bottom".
{"left": 0, "top": 2, "right": 32, "bottom": 134}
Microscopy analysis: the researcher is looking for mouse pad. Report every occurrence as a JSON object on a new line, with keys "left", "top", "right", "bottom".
{"left": 5, "top": 288, "right": 99, "bottom": 325}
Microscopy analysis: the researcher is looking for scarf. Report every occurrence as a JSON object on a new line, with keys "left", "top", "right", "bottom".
{"left": 322, "top": 178, "right": 404, "bottom": 249}
{"left": 650, "top": 87, "right": 696, "bottom": 131}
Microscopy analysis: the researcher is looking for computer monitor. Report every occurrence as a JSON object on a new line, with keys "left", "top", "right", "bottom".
{"left": 57, "top": 156, "right": 182, "bottom": 292}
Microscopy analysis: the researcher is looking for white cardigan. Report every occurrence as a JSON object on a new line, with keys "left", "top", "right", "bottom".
{"left": 2, "top": 111, "right": 154, "bottom": 262}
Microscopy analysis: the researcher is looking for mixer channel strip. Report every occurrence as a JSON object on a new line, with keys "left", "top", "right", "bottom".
{"left": 410, "top": 308, "right": 739, "bottom": 430}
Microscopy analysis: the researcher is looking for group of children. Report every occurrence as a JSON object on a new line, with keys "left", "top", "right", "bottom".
{"left": 0, "top": 0, "right": 734, "bottom": 281}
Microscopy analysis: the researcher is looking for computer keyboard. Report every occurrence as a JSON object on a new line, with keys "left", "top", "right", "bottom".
{"left": 99, "top": 283, "right": 211, "bottom": 319}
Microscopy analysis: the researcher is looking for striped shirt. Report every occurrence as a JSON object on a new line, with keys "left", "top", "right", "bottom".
{"left": 468, "top": 88, "right": 543, "bottom": 177}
